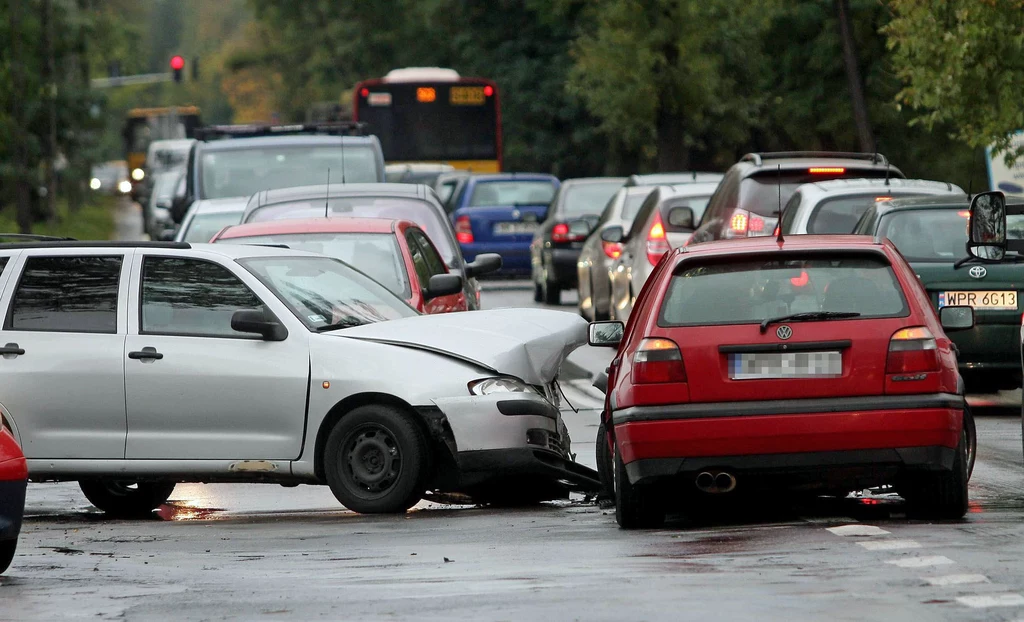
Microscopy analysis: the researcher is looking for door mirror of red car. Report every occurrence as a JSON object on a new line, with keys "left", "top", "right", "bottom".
{"left": 231, "top": 309, "right": 288, "bottom": 341}
{"left": 967, "top": 191, "right": 1006, "bottom": 261}
{"left": 465, "top": 253, "right": 502, "bottom": 278}
{"left": 939, "top": 305, "right": 974, "bottom": 332}
{"left": 600, "top": 226, "right": 624, "bottom": 244}
{"left": 667, "top": 206, "right": 694, "bottom": 230}
{"left": 424, "top": 273, "right": 463, "bottom": 301}
{"left": 589, "top": 320, "right": 625, "bottom": 347}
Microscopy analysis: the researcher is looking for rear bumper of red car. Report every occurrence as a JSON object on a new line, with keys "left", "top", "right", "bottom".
{"left": 612, "top": 393, "right": 963, "bottom": 487}
{"left": 0, "top": 449, "right": 28, "bottom": 541}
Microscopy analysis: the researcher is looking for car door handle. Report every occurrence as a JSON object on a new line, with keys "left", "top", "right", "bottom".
{"left": 128, "top": 347, "right": 163, "bottom": 361}
{"left": 0, "top": 343, "right": 24, "bottom": 356}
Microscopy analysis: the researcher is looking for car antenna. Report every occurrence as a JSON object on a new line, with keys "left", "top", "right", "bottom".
{"left": 776, "top": 164, "right": 785, "bottom": 244}
{"left": 884, "top": 162, "right": 890, "bottom": 187}
{"left": 967, "top": 177, "right": 973, "bottom": 202}
{"left": 324, "top": 168, "right": 330, "bottom": 218}
{"left": 339, "top": 134, "right": 347, "bottom": 184}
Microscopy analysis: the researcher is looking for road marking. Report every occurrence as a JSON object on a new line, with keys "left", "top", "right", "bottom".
{"left": 857, "top": 539, "right": 921, "bottom": 551}
{"left": 826, "top": 524, "right": 890, "bottom": 537}
{"left": 956, "top": 594, "right": 1024, "bottom": 608}
{"left": 886, "top": 555, "right": 954, "bottom": 568}
{"left": 924, "top": 574, "right": 989, "bottom": 586}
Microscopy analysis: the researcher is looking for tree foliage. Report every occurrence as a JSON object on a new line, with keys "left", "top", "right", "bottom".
{"left": 885, "top": 0, "right": 1024, "bottom": 162}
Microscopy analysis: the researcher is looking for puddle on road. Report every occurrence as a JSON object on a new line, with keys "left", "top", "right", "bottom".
{"left": 154, "top": 502, "right": 225, "bottom": 521}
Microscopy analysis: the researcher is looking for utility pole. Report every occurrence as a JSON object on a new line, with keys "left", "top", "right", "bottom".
{"left": 834, "top": 0, "right": 875, "bottom": 153}
{"left": 42, "top": 0, "right": 59, "bottom": 223}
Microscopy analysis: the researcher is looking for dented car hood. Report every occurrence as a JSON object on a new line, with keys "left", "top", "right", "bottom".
{"left": 333, "top": 308, "right": 588, "bottom": 385}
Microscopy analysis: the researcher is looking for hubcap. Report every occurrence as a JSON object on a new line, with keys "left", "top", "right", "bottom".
{"left": 343, "top": 426, "right": 402, "bottom": 496}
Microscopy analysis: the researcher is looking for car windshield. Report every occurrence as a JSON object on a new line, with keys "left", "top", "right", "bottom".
{"left": 469, "top": 181, "right": 556, "bottom": 207}
{"left": 240, "top": 256, "right": 416, "bottom": 331}
{"left": 561, "top": 182, "right": 623, "bottom": 218}
{"left": 809, "top": 193, "right": 925, "bottom": 234}
{"left": 218, "top": 232, "right": 410, "bottom": 298}
{"left": 245, "top": 197, "right": 456, "bottom": 265}
{"left": 878, "top": 209, "right": 1024, "bottom": 261}
{"left": 659, "top": 255, "right": 907, "bottom": 326}
{"left": 621, "top": 192, "right": 652, "bottom": 221}
{"left": 200, "top": 145, "right": 379, "bottom": 199}
{"left": 183, "top": 211, "right": 244, "bottom": 242}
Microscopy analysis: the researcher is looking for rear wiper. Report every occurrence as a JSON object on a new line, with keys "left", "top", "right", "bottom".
{"left": 759, "top": 311, "right": 862, "bottom": 334}
{"left": 316, "top": 318, "right": 365, "bottom": 332}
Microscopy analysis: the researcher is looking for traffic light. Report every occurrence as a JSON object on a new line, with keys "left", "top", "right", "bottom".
{"left": 170, "top": 55, "right": 185, "bottom": 84}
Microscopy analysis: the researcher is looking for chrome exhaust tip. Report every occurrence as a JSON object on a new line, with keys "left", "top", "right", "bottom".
{"left": 695, "top": 471, "right": 715, "bottom": 491}
{"left": 714, "top": 472, "right": 737, "bottom": 493}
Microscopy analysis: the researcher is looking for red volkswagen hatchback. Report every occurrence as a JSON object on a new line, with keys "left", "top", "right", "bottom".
{"left": 590, "top": 235, "right": 975, "bottom": 528}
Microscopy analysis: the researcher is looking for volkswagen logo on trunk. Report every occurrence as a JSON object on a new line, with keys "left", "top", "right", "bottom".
{"left": 776, "top": 325, "right": 793, "bottom": 340}
{"left": 969, "top": 265, "right": 987, "bottom": 279}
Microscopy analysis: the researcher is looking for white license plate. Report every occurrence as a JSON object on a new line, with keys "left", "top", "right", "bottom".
{"left": 729, "top": 351, "right": 842, "bottom": 380}
{"left": 939, "top": 290, "right": 1017, "bottom": 310}
{"left": 493, "top": 222, "right": 538, "bottom": 235}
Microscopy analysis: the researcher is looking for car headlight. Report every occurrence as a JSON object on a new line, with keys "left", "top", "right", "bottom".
{"left": 131, "top": 168, "right": 145, "bottom": 181}
{"left": 118, "top": 180, "right": 132, "bottom": 194}
{"left": 89, "top": 177, "right": 101, "bottom": 190}
{"left": 468, "top": 376, "right": 540, "bottom": 396}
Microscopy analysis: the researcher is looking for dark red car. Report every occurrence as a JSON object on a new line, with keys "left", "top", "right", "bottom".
{"left": 590, "top": 235, "right": 975, "bottom": 528}
{"left": 0, "top": 425, "right": 26, "bottom": 573}
{"left": 211, "top": 218, "right": 468, "bottom": 314}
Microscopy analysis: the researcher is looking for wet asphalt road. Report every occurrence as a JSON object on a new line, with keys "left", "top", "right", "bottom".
{"left": 5, "top": 265, "right": 1024, "bottom": 619}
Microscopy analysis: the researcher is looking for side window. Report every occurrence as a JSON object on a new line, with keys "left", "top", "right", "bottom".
{"left": 405, "top": 232, "right": 432, "bottom": 287}
{"left": 700, "top": 170, "right": 738, "bottom": 225}
{"left": 626, "top": 191, "right": 660, "bottom": 239}
{"left": 7, "top": 255, "right": 122, "bottom": 333}
{"left": 409, "top": 229, "right": 446, "bottom": 277}
{"left": 780, "top": 192, "right": 801, "bottom": 233}
{"left": 141, "top": 257, "right": 264, "bottom": 338}
{"left": 0, "top": 257, "right": 8, "bottom": 273}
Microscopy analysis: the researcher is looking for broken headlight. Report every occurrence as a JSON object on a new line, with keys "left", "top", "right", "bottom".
{"left": 468, "top": 377, "right": 541, "bottom": 396}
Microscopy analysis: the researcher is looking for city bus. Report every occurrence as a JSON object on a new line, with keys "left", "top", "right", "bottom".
{"left": 122, "top": 106, "right": 201, "bottom": 187}
{"left": 353, "top": 68, "right": 502, "bottom": 173}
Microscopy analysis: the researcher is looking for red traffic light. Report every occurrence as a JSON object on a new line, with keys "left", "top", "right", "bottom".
{"left": 169, "top": 55, "right": 185, "bottom": 71}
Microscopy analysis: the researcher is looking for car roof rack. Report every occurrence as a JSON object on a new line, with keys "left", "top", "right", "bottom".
{"left": 194, "top": 122, "right": 367, "bottom": 141}
{"left": 0, "top": 241, "right": 191, "bottom": 250}
{"left": 741, "top": 152, "right": 888, "bottom": 167}
{"left": 0, "top": 233, "right": 77, "bottom": 242}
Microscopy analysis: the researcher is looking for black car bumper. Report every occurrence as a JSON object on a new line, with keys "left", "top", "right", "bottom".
{"left": 0, "top": 479, "right": 26, "bottom": 541}
{"left": 626, "top": 446, "right": 955, "bottom": 493}
{"left": 457, "top": 447, "right": 602, "bottom": 493}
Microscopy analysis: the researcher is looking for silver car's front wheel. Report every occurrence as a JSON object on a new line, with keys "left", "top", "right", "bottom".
{"left": 79, "top": 480, "right": 175, "bottom": 517}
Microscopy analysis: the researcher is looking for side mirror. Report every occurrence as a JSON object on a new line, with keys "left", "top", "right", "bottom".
{"left": 465, "top": 253, "right": 502, "bottom": 278}
{"left": 939, "top": 305, "right": 974, "bottom": 332}
{"left": 231, "top": 309, "right": 288, "bottom": 341}
{"left": 967, "top": 191, "right": 1007, "bottom": 261}
{"left": 667, "top": 206, "right": 695, "bottom": 229}
{"left": 568, "top": 219, "right": 593, "bottom": 238}
{"left": 588, "top": 320, "right": 625, "bottom": 347}
{"left": 155, "top": 198, "right": 173, "bottom": 210}
{"left": 600, "top": 225, "right": 624, "bottom": 244}
{"left": 424, "top": 273, "right": 463, "bottom": 300}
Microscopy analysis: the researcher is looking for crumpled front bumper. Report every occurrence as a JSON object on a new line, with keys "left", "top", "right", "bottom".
{"left": 429, "top": 392, "right": 601, "bottom": 493}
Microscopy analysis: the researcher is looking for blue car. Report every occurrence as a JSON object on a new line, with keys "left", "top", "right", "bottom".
{"left": 451, "top": 173, "right": 560, "bottom": 275}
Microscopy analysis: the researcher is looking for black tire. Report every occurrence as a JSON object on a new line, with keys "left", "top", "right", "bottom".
{"left": 0, "top": 540, "right": 15, "bottom": 574}
{"left": 541, "top": 262, "right": 561, "bottom": 305}
{"left": 324, "top": 404, "right": 429, "bottom": 514}
{"left": 596, "top": 421, "right": 614, "bottom": 501}
{"left": 905, "top": 420, "right": 968, "bottom": 520}
{"left": 964, "top": 403, "right": 976, "bottom": 481}
{"left": 613, "top": 443, "right": 664, "bottom": 529}
{"left": 533, "top": 280, "right": 543, "bottom": 303}
{"left": 79, "top": 480, "right": 175, "bottom": 517}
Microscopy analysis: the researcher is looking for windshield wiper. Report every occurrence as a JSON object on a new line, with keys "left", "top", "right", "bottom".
{"left": 759, "top": 311, "right": 862, "bottom": 334}
{"left": 316, "top": 318, "right": 366, "bottom": 332}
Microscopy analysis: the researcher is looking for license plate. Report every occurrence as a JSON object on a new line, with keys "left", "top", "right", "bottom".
{"left": 939, "top": 290, "right": 1017, "bottom": 310}
{"left": 729, "top": 351, "right": 842, "bottom": 380}
{"left": 493, "top": 222, "right": 538, "bottom": 235}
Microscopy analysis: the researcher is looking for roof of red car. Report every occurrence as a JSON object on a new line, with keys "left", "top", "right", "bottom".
{"left": 215, "top": 217, "right": 405, "bottom": 240}
{"left": 680, "top": 234, "right": 887, "bottom": 258}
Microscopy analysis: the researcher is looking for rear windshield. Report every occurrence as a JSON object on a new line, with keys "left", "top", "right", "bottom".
{"left": 808, "top": 193, "right": 923, "bottom": 234}
{"left": 183, "top": 211, "right": 243, "bottom": 243}
{"left": 659, "top": 255, "right": 907, "bottom": 326}
{"left": 217, "top": 232, "right": 410, "bottom": 298}
{"left": 200, "top": 145, "right": 379, "bottom": 200}
{"left": 469, "top": 181, "right": 556, "bottom": 207}
{"left": 245, "top": 197, "right": 456, "bottom": 265}
{"left": 561, "top": 182, "right": 623, "bottom": 218}
{"left": 744, "top": 170, "right": 893, "bottom": 216}
{"left": 878, "top": 209, "right": 1024, "bottom": 262}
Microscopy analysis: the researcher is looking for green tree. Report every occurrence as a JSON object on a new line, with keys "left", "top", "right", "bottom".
{"left": 885, "top": 0, "right": 1024, "bottom": 163}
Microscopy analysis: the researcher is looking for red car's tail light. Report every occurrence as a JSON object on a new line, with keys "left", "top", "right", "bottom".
{"left": 551, "top": 222, "right": 587, "bottom": 244}
{"left": 646, "top": 215, "right": 670, "bottom": 265}
{"left": 602, "top": 240, "right": 622, "bottom": 259}
{"left": 633, "top": 338, "right": 687, "bottom": 384}
{"left": 455, "top": 215, "right": 474, "bottom": 244}
{"left": 886, "top": 326, "right": 939, "bottom": 374}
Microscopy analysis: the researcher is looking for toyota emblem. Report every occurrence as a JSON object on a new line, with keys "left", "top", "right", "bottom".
{"left": 968, "top": 265, "right": 987, "bottom": 279}
{"left": 776, "top": 325, "right": 793, "bottom": 340}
